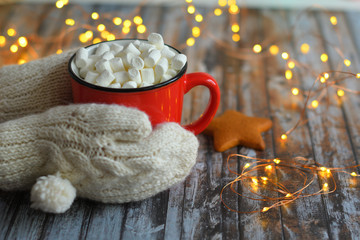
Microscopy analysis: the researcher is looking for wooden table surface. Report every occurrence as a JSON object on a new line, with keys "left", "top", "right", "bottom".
{"left": 0, "top": 2, "right": 360, "bottom": 239}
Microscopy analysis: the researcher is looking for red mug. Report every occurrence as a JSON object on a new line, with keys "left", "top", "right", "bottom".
{"left": 68, "top": 39, "right": 220, "bottom": 135}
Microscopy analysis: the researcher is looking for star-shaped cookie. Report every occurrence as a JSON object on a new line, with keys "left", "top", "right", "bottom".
{"left": 203, "top": 110, "right": 272, "bottom": 152}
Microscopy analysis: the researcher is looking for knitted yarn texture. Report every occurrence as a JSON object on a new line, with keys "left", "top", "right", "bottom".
{"left": 0, "top": 104, "right": 199, "bottom": 213}
{"left": 0, "top": 51, "right": 74, "bottom": 124}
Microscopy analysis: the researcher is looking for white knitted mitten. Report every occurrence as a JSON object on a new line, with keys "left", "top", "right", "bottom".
{"left": 0, "top": 104, "right": 199, "bottom": 213}
{"left": 0, "top": 51, "right": 74, "bottom": 124}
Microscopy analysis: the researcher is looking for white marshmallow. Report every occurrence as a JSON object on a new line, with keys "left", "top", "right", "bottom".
{"left": 139, "top": 42, "right": 155, "bottom": 52}
{"left": 95, "top": 59, "right": 112, "bottom": 73}
{"left": 101, "top": 51, "right": 115, "bottom": 60}
{"left": 140, "top": 82, "right": 153, "bottom": 88}
{"left": 160, "top": 69, "right": 178, "bottom": 83}
{"left": 109, "top": 43, "right": 124, "bottom": 55}
{"left": 140, "top": 68, "right": 155, "bottom": 84}
{"left": 122, "top": 81, "right": 138, "bottom": 88}
{"left": 114, "top": 71, "right": 130, "bottom": 85}
{"left": 84, "top": 71, "right": 98, "bottom": 84}
{"left": 133, "top": 40, "right": 141, "bottom": 47}
{"left": 161, "top": 46, "right": 176, "bottom": 61}
{"left": 96, "top": 70, "right": 115, "bottom": 87}
{"left": 75, "top": 47, "right": 89, "bottom": 68}
{"left": 122, "top": 53, "right": 136, "bottom": 69}
{"left": 171, "top": 54, "right": 187, "bottom": 70}
{"left": 167, "top": 69, "right": 178, "bottom": 77}
{"left": 95, "top": 43, "right": 110, "bottom": 56}
{"left": 144, "top": 49, "right": 161, "bottom": 68}
{"left": 148, "top": 33, "right": 164, "bottom": 50}
{"left": 109, "top": 57, "right": 125, "bottom": 72}
{"left": 109, "top": 82, "right": 121, "bottom": 88}
{"left": 123, "top": 43, "right": 141, "bottom": 56}
{"left": 155, "top": 57, "right": 169, "bottom": 79}
{"left": 130, "top": 56, "right": 144, "bottom": 70}
{"left": 128, "top": 68, "right": 142, "bottom": 85}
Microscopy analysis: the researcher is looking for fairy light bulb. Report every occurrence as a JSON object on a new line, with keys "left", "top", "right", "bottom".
{"left": 137, "top": 24, "right": 146, "bottom": 34}
{"left": 273, "top": 158, "right": 281, "bottom": 164}
{"left": 344, "top": 59, "right": 351, "bottom": 67}
{"left": 281, "top": 134, "right": 287, "bottom": 140}
{"left": 300, "top": 43, "right": 310, "bottom": 54}
{"left": 195, "top": 14, "right": 203, "bottom": 22}
{"left": 185, "top": 0, "right": 192, "bottom": 3}
{"left": 262, "top": 207, "right": 270, "bottom": 212}
{"left": 252, "top": 177, "right": 259, "bottom": 185}
{"left": 0, "top": 36, "right": 6, "bottom": 47}
{"left": 320, "top": 53, "right": 328, "bottom": 62}
{"left": 122, "top": 27, "right": 130, "bottom": 34}
{"left": 186, "top": 37, "right": 195, "bottom": 46}
{"left": 356, "top": 73, "right": 360, "bottom": 78}
{"left": 113, "top": 17, "right": 122, "bottom": 25}
{"left": 101, "top": 31, "right": 109, "bottom": 39}
{"left": 232, "top": 34, "right": 240, "bottom": 42}
{"left": 265, "top": 165, "right": 272, "bottom": 170}
{"left": 326, "top": 169, "right": 331, "bottom": 174}
{"left": 244, "top": 163, "right": 251, "bottom": 169}
{"left": 123, "top": 20, "right": 132, "bottom": 28}
{"left": 91, "top": 12, "right": 99, "bottom": 20}
{"left": 65, "top": 18, "right": 75, "bottom": 26}
{"left": 56, "top": 0, "right": 64, "bottom": 8}
{"left": 261, "top": 177, "right": 268, "bottom": 181}
{"left": 281, "top": 52, "right": 289, "bottom": 60}
{"left": 7, "top": 28, "right": 16, "bottom": 37}
{"left": 10, "top": 44, "right": 18, "bottom": 53}
{"left": 330, "top": 16, "right": 337, "bottom": 25}
{"left": 269, "top": 45, "right": 279, "bottom": 55}
{"left": 320, "top": 76, "right": 326, "bottom": 83}
{"left": 323, "top": 183, "right": 329, "bottom": 190}
{"left": 311, "top": 100, "right": 319, "bottom": 108}
{"left": 288, "top": 61, "right": 295, "bottom": 69}
{"left": 85, "top": 30, "right": 93, "bottom": 40}
{"left": 218, "top": 0, "right": 227, "bottom": 6}
{"left": 79, "top": 33, "right": 88, "bottom": 43}
{"left": 323, "top": 72, "right": 329, "bottom": 79}
{"left": 107, "top": 33, "right": 115, "bottom": 41}
{"left": 18, "top": 59, "right": 26, "bottom": 65}
{"left": 229, "top": 4, "right": 239, "bottom": 14}
{"left": 97, "top": 24, "right": 105, "bottom": 32}
{"left": 192, "top": 27, "right": 200, "bottom": 37}
{"left": 133, "top": 16, "right": 143, "bottom": 25}
{"left": 291, "top": 88, "right": 299, "bottom": 96}
{"left": 56, "top": 49, "right": 63, "bottom": 54}
{"left": 93, "top": 38, "right": 101, "bottom": 44}
{"left": 320, "top": 167, "right": 327, "bottom": 172}
{"left": 214, "top": 8, "right": 222, "bottom": 16}
{"left": 187, "top": 5, "right": 196, "bottom": 14}
{"left": 351, "top": 172, "right": 357, "bottom": 177}
{"left": 231, "top": 24, "right": 240, "bottom": 33}
{"left": 253, "top": 44, "right": 262, "bottom": 53}
{"left": 285, "top": 70, "right": 292, "bottom": 80}
{"left": 337, "top": 89, "right": 345, "bottom": 97}
{"left": 18, "top": 36, "right": 28, "bottom": 47}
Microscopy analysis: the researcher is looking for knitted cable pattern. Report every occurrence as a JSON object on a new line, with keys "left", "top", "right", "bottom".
{"left": 0, "top": 104, "right": 199, "bottom": 212}
{"left": 0, "top": 51, "right": 75, "bottom": 124}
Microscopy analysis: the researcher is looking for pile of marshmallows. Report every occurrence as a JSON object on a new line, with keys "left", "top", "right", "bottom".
{"left": 74, "top": 33, "right": 187, "bottom": 89}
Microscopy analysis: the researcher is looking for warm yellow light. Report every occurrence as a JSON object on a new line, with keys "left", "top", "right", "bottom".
{"left": 218, "top": 0, "right": 227, "bottom": 6}
{"left": 18, "top": 59, "right": 26, "bottom": 64}
{"left": 93, "top": 38, "right": 101, "bottom": 44}
{"left": 7, "top": 28, "right": 16, "bottom": 37}
{"left": 261, "top": 177, "right": 268, "bottom": 181}
{"left": 195, "top": 14, "right": 203, "bottom": 22}
{"left": 323, "top": 72, "right": 329, "bottom": 79}
{"left": 214, "top": 8, "right": 222, "bottom": 16}
{"left": 269, "top": 45, "right": 279, "bottom": 55}
{"left": 56, "top": 49, "right": 63, "bottom": 54}
{"left": 285, "top": 193, "right": 292, "bottom": 198}
{"left": 187, "top": 5, "right": 196, "bottom": 14}
{"left": 320, "top": 167, "right": 327, "bottom": 172}
{"left": 320, "top": 77, "right": 326, "bottom": 83}
{"left": 356, "top": 73, "right": 360, "bottom": 78}
{"left": 300, "top": 43, "right": 310, "bottom": 54}
{"left": 330, "top": 16, "right": 337, "bottom": 25}
{"left": 326, "top": 169, "right": 331, "bottom": 174}
{"left": 10, "top": 44, "right": 18, "bottom": 53}
{"left": 100, "top": 31, "right": 109, "bottom": 39}
{"left": 133, "top": 16, "right": 143, "bottom": 25}
{"left": 65, "top": 18, "right": 75, "bottom": 26}
{"left": 281, "top": 134, "right": 287, "bottom": 140}
{"left": 291, "top": 88, "right": 299, "bottom": 96}
{"left": 281, "top": 52, "right": 289, "bottom": 60}
{"left": 337, "top": 89, "right": 345, "bottom": 97}
{"left": 91, "top": 12, "right": 99, "bottom": 20}
{"left": 273, "top": 158, "right": 281, "bottom": 164}
{"left": 113, "top": 17, "right": 122, "bottom": 25}
{"left": 185, "top": 0, "right": 192, "bottom": 2}
{"left": 85, "top": 30, "right": 93, "bottom": 40}
{"left": 97, "top": 24, "right": 106, "bottom": 32}
{"left": 186, "top": 37, "right": 195, "bottom": 46}
{"left": 244, "top": 163, "right": 251, "bottom": 169}
{"left": 231, "top": 24, "right": 240, "bottom": 33}
{"left": 253, "top": 44, "right": 262, "bottom": 53}
{"left": 232, "top": 34, "right": 240, "bottom": 42}
{"left": 192, "top": 27, "right": 201, "bottom": 38}
{"left": 18, "top": 36, "right": 28, "bottom": 47}
{"left": 79, "top": 33, "right": 88, "bottom": 43}
{"left": 55, "top": 0, "right": 64, "bottom": 8}
{"left": 288, "top": 61, "right": 295, "bottom": 69}
{"left": 107, "top": 33, "right": 116, "bottom": 41}
{"left": 62, "top": 0, "right": 69, "bottom": 5}
{"left": 320, "top": 53, "right": 328, "bottom": 62}
{"left": 137, "top": 24, "right": 146, "bottom": 34}
{"left": 122, "top": 27, "right": 130, "bottom": 34}
{"left": 0, "top": 36, "right": 6, "bottom": 47}
{"left": 123, "top": 20, "right": 132, "bottom": 28}
{"left": 252, "top": 177, "right": 259, "bottom": 185}
{"left": 265, "top": 165, "right": 272, "bottom": 170}
{"left": 351, "top": 172, "right": 357, "bottom": 177}
{"left": 344, "top": 59, "right": 351, "bottom": 67}
{"left": 311, "top": 100, "right": 319, "bottom": 108}
{"left": 285, "top": 70, "right": 292, "bottom": 80}
{"left": 262, "top": 207, "right": 270, "bottom": 212}
{"left": 323, "top": 183, "right": 329, "bottom": 190}
{"left": 229, "top": 4, "right": 239, "bottom": 14}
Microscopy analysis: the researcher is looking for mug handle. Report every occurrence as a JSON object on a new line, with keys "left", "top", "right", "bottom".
{"left": 182, "top": 72, "right": 221, "bottom": 135}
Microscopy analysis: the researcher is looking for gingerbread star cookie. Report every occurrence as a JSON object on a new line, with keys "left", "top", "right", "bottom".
{"left": 203, "top": 110, "right": 272, "bottom": 152}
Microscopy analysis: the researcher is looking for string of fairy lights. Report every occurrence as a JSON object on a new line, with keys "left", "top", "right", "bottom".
{"left": 0, "top": 0, "right": 359, "bottom": 213}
